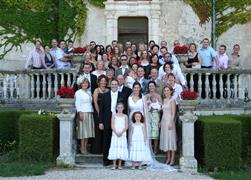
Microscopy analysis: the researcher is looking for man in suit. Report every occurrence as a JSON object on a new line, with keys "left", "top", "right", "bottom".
{"left": 117, "top": 75, "right": 132, "bottom": 114}
{"left": 148, "top": 68, "right": 165, "bottom": 95}
{"left": 74, "top": 63, "right": 97, "bottom": 94}
{"left": 115, "top": 54, "right": 129, "bottom": 77}
{"left": 99, "top": 79, "right": 126, "bottom": 166}
{"left": 137, "top": 66, "right": 149, "bottom": 94}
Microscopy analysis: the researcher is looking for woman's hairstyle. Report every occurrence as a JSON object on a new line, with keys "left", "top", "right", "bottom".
{"left": 189, "top": 43, "right": 197, "bottom": 52}
{"left": 132, "top": 111, "right": 144, "bottom": 123}
{"left": 97, "top": 74, "right": 108, "bottom": 87}
{"left": 132, "top": 81, "right": 142, "bottom": 98}
{"left": 116, "top": 102, "right": 124, "bottom": 108}
{"left": 43, "top": 44, "right": 49, "bottom": 49}
{"left": 105, "top": 45, "right": 112, "bottom": 52}
{"left": 162, "top": 84, "right": 174, "bottom": 97}
{"left": 80, "top": 78, "right": 90, "bottom": 89}
{"left": 150, "top": 53, "right": 159, "bottom": 64}
{"left": 163, "top": 62, "right": 173, "bottom": 72}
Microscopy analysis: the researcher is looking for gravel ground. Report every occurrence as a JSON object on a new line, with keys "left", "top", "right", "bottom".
{"left": 0, "top": 168, "right": 213, "bottom": 180}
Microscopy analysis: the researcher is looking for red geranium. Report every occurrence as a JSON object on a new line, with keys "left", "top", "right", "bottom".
{"left": 57, "top": 86, "right": 75, "bottom": 98}
{"left": 173, "top": 45, "right": 189, "bottom": 54}
{"left": 73, "top": 47, "right": 87, "bottom": 54}
{"left": 181, "top": 90, "right": 198, "bottom": 100}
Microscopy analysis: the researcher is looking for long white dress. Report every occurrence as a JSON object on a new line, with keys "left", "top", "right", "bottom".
{"left": 108, "top": 114, "right": 128, "bottom": 160}
{"left": 128, "top": 96, "right": 144, "bottom": 126}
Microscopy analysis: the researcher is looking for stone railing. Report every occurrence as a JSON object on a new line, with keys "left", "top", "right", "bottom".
{"left": 0, "top": 68, "right": 251, "bottom": 101}
{"left": 0, "top": 69, "right": 78, "bottom": 99}
{"left": 183, "top": 68, "right": 251, "bottom": 100}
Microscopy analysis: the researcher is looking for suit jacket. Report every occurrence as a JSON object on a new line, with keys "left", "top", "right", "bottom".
{"left": 99, "top": 91, "right": 126, "bottom": 129}
{"left": 115, "top": 67, "right": 129, "bottom": 77}
{"left": 120, "top": 86, "right": 132, "bottom": 114}
{"left": 73, "top": 73, "right": 97, "bottom": 94}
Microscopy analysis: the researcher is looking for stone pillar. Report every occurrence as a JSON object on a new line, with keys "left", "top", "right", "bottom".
{"left": 56, "top": 113, "right": 76, "bottom": 167}
{"left": 179, "top": 100, "right": 198, "bottom": 173}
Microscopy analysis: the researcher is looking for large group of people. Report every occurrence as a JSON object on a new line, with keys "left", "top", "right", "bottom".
{"left": 25, "top": 37, "right": 241, "bottom": 169}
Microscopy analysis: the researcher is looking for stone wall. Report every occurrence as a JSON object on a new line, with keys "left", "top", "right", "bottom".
{"left": 0, "top": 0, "right": 250, "bottom": 70}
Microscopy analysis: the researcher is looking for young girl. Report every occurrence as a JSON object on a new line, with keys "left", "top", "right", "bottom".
{"left": 125, "top": 69, "right": 136, "bottom": 89}
{"left": 108, "top": 103, "right": 129, "bottom": 170}
{"left": 129, "top": 111, "right": 149, "bottom": 169}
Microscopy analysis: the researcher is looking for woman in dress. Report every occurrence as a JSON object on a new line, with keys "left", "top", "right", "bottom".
{"left": 150, "top": 54, "right": 161, "bottom": 70}
{"left": 108, "top": 56, "right": 119, "bottom": 72}
{"left": 106, "top": 68, "right": 114, "bottom": 88}
{"left": 160, "top": 84, "right": 177, "bottom": 165}
{"left": 91, "top": 75, "right": 109, "bottom": 154}
{"left": 75, "top": 78, "right": 95, "bottom": 154}
{"left": 144, "top": 81, "right": 162, "bottom": 154}
{"left": 42, "top": 45, "right": 55, "bottom": 69}
{"left": 140, "top": 50, "right": 151, "bottom": 79}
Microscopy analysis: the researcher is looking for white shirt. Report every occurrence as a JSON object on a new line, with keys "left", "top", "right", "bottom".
{"left": 54, "top": 48, "right": 71, "bottom": 69}
{"left": 111, "top": 91, "right": 118, "bottom": 115}
{"left": 118, "top": 85, "right": 124, "bottom": 92}
{"left": 125, "top": 76, "right": 135, "bottom": 89}
{"left": 75, "top": 89, "right": 93, "bottom": 112}
{"left": 213, "top": 52, "right": 229, "bottom": 70}
{"left": 159, "top": 64, "right": 186, "bottom": 86}
{"left": 25, "top": 49, "right": 43, "bottom": 69}
{"left": 120, "top": 65, "right": 129, "bottom": 75}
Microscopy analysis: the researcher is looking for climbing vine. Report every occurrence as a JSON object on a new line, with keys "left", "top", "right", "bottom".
{"left": 184, "top": 0, "right": 251, "bottom": 36}
{"left": 0, "top": 0, "right": 87, "bottom": 59}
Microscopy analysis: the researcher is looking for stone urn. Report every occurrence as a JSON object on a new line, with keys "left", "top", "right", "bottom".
{"left": 57, "top": 97, "right": 75, "bottom": 114}
{"left": 179, "top": 99, "right": 199, "bottom": 114}
{"left": 72, "top": 54, "right": 84, "bottom": 70}
{"left": 175, "top": 54, "right": 189, "bottom": 69}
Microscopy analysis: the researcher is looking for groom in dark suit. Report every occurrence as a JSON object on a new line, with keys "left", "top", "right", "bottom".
{"left": 99, "top": 79, "right": 126, "bottom": 166}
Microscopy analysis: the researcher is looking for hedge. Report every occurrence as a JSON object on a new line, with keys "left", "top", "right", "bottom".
{"left": 18, "top": 114, "right": 59, "bottom": 162}
{"left": 0, "top": 110, "right": 32, "bottom": 154}
{"left": 195, "top": 116, "right": 242, "bottom": 171}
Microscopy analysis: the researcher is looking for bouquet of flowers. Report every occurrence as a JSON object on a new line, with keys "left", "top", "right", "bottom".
{"left": 173, "top": 45, "right": 189, "bottom": 54}
{"left": 181, "top": 90, "right": 198, "bottom": 100}
{"left": 57, "top": 86, "right": 75, "bottom": 98}
{"left": 73, "top": 47, "right": 87, "bottom": 54}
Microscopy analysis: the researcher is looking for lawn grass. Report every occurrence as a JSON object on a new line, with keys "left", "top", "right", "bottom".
{"left": 0, "top": 151, "right": 54, "bottom": 177}
{"left": 0, "top": 162, "right": 53, "bottom": 177}
{"left": 208, "top": 171, "right": 251, "bottom": 180}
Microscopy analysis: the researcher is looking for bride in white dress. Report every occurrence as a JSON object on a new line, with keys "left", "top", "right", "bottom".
{"left": 128, "top": 82, "right": 176, "bottom": 171}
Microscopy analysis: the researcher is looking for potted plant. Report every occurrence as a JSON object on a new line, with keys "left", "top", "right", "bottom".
{"left": 57, "top": 86, "right": 75, "bottom": 113}
{"left": 72, "top": 47, "right": 87, "bottom": 69}
{"left": 180, "top": 90, "right": 199, "bottom": 112}
{"left": 173, "top": 45, "right": 189, "bottom": 68}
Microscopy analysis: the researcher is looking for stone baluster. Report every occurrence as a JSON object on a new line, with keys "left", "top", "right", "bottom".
{"left": 238, "top": 74, "right": 244, "bottom": 99}
{"left": 3, "top": 74, "right": 8, "bottom": 99}
{"left": 42, "top": 73, "right": 46, "bottom": 99}
{"left": 9, "top": 75, "right": 14, "bottom": 98}
{"left": 48, "top": 73, "right": 52, "bottom": 98}
{"left": 31, "top": 74, "right": 35, "bottom": 98}
{"left": 60, "top": 73, "right": 64, "bottom": 88}
{"left": 15, "top": 75, "right": 20, "bottom": 98}
{"left": 198, "top": 73, "right": 202, "bottom": 98}
{"left": 212, "top": 73, "right": 216, "bottom": 99}
{"left": 36, "top": 74, "right": 40, "bottom": 99}
{"left": 205, "top": 73, "right": 209, "bottom": 99}
{"left": 227, "top": 74, "right": 231, "bottom": 99}
{"left": 67, "top": 73, "right": 71, "bottom": 86}
{"left": 191, "top": 73, "right": 194, "bottom": 91}
{"left": 220, "top": 74, "right": 224, "bottom": 99}
{"left": 72, "top": 73, "right": 76, "bottom": 88}
{"left": 234, "top": 74, "right": 238, "bottom": 99}
{"left": 54, "top": 73, "right": 58, "bottom": 98}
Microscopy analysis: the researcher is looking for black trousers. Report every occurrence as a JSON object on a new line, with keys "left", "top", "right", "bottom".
{"left": 103, "top": 128, "right": 112, "bottom": 165}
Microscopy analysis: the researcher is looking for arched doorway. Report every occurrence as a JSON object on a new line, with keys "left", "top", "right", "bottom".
{"left": 118, "top": 17, "right": 148, "bottom": 46}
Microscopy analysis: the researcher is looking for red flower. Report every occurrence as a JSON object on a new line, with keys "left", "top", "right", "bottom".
{"left": 57, "top": 86, "right": 75, "bottom": 98}
{"left": 181, "top": 90, "right": 198, "bottom": 100}
{"left": 73, "top": 47, "right": 87, "bottom": 54}
{"left": 173, "top": 45, "right": 189, "bottom": 54}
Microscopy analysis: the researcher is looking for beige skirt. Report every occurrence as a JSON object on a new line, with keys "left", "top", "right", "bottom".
{"left": 76, "top": 112, "right": 95, "bottom": 139}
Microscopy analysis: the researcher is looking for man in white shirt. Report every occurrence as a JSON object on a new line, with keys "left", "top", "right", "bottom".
{"left": 213, "top": 45, "right": 229, "bottom": 70}
{"left": 54, "top": 40, "right": 72, "bottom": 69}
{"left": 25, "top": 40, "right": 43, "bottom": 69}
{"left": 167, "top": 73, "right": 183, "bottom": 104}
{"left": 158, "top": 53, "right": 186, "bottom": 86}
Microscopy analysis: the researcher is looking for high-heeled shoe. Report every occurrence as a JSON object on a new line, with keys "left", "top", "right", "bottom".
{"left": 165, "top": 160, "right": 170, "bottom": 165}
{"left": 169, "top": 161, "right": 175, "bottom": 166}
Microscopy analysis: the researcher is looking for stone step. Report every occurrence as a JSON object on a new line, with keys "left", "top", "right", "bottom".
{"left": 75, "top": 153, "right": 168, "bottom": 164}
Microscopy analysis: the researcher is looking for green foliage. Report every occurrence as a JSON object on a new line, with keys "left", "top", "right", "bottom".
{"left": 0, "top": 0, "right": 87, "bottom": 59}
{"left": 89, "top": 0, "right": 106, "bottom": 7}
{"left": 0, "top": 110, "right": 32, "bottom": 154}
{"left": 184, "top": 0, "right": 251, "bottom": 36}
{"left": 208, "top": 170, "right": 251, "bottom": 180}
{"left": 18, "top": 114, "right": 59, "bottom": 162}
{"left": 195, "top": 116, "right": 242, "bottom": 171}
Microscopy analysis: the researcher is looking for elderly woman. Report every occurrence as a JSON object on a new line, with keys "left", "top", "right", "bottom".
{"left": 75, "top": 78, "right": 95, "bottom": 154}
{"left": 92, "top": 61, "right": 106, "bottom": 77}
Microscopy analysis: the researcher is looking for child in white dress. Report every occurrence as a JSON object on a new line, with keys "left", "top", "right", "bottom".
{"left": 108, "top": 103, "right": 129, "bottom": 170}
{"left": 125, "top": 69, "right": 136, "bottom": 89}
{"left": 129, "top": 111, "right": 150, "bottom": 169}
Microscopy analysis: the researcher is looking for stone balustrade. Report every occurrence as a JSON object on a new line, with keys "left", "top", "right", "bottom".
{"left": 0, "top": 68, "right": 251, "bottom": 101}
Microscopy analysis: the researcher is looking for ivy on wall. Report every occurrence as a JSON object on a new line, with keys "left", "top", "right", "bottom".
{"left": 184, "top": 0, "right": 251, "bottom": 36}
{"left": 0, "top": 0, "right": 87, "bottom": 59}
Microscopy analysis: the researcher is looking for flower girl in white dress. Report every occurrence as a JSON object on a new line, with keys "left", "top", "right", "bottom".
{"left": 108, "top": 103, "right": 129, "bottom": 170}
{"left": 129, "top": 111, "right": 150, "bottom": 169}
